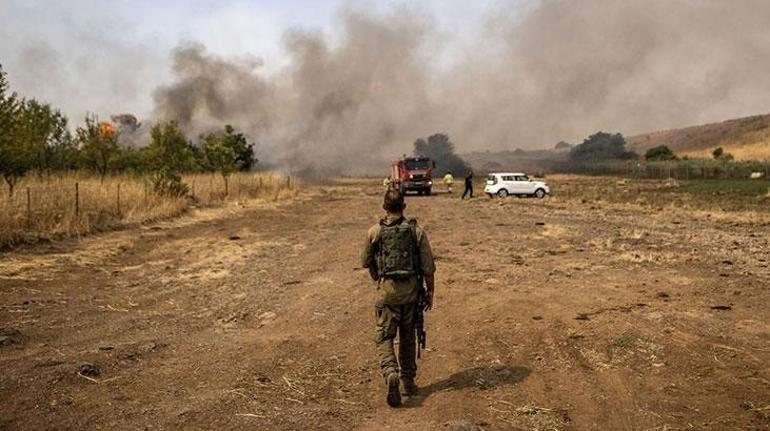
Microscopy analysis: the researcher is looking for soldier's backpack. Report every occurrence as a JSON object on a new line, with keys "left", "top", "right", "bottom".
{"left": 377, "top": 218, "right": 419, "bottom": 280}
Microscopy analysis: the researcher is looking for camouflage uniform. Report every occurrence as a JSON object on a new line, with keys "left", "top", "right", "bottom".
{"left": 361, "top": 214, "right": 436, "bottom": 380}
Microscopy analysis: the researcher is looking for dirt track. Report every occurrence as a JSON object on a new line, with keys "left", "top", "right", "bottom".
{"left": 1, "top": 177, "right": 769, "bottom": 430}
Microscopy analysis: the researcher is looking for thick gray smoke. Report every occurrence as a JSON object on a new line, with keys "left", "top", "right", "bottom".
{"left": 154, "top": 8, "right": 435, "bottom": 176}
{"left": 149, "top": 1, "right": 770, "bottom": 175}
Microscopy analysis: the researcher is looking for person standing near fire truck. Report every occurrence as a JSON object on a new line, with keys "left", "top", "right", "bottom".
{"left": 461, "top": 170, "right": 474, "bottom": 199}
{"left": 443, "top": 172, "right": 454, "bottom": 193}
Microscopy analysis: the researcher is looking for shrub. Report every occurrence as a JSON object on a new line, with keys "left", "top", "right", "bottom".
{"left": 644, "top": 145, "right": 677, "bottom": 161}
{"left": 152, "top": 169, "right": 189, "bottom": 197}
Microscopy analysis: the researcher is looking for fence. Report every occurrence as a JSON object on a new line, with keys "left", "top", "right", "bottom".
{"left": 0, "top": 172, "right": 295, "bottom": 248}
{"left": 548, "top": 160, "right": 770, "bottom": 181}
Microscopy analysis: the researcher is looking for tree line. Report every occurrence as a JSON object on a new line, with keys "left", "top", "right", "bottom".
{"left": 568, "top": 131, "right": 735, "bottom": 163}
{"left": 0, "top": 65, "right": 255, "bottom": 196}
{"left": 413, "top": 133, "right": 470, "bottom": 175}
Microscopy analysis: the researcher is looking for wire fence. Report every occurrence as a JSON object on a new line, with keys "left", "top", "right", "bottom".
{"left": 0, "top": 173, "right": 295, "bottom": 248}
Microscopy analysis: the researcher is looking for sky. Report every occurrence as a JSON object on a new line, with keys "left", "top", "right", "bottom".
{"left": 0, "top": 0, "right": 501, "bottom": 123}
{"left": 2, "top": 0, "right": 770, "bottom": 165}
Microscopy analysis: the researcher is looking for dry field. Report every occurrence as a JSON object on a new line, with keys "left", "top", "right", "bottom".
{"left": 628, "top": 113, "right": 770, "bottom": 161}
{"left": 1, "top": 175, "right": 769, "bottom": 430}
{"left": 0, "top": 172, "right": 297, "bottom": 249}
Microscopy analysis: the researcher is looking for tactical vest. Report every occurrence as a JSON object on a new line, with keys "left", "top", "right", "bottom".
{"left": 377, "top": 218, "right": 419, "bottom": 280}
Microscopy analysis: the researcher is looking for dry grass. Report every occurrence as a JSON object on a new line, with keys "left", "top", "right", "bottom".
{"left": 0, "top": 172, "right": 297, "bottom": 248}
{"left": 628, "top": 113, "right": 770, "bottom": 161}
{"left": 681, "top": 138, "right": 770, "bottom": 161}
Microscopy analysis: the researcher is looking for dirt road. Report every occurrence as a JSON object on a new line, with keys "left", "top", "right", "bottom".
{"left": 1, "top": 177, "right": 769, "bottom": 430}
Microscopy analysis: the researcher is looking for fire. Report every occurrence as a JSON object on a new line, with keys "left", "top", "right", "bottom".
{"left": 99, "top": 122, "right": 116, "bottom": 138}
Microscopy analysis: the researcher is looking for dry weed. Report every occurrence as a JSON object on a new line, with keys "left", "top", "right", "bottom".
{"left": 0, "top": 172, "right": 296, "bottom": 248}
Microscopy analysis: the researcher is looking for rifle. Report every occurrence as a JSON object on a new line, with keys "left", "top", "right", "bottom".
{"left": 415, "top": 276, "right": 427, "bottom": 358}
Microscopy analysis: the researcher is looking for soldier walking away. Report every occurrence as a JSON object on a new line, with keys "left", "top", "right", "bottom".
{"left": 443, "top": 171, "right": 454, "bottom": 193}
{"left": 462, "top": 170, "right": 474, "bottom": 199}
{"left": 362, "top": 189, "right": 436, "bottom": 407}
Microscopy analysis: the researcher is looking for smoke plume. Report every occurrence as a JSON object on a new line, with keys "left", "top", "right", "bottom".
{"left": 153, "top": 1, "right": 770, "bottom": 175}
{"left": 8, "top": 1, "right": 768, "bottom": 176}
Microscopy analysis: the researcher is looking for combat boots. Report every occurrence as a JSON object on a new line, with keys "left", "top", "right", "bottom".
{"left": 386, "top": 372, "right": 401, "bottom": 407}
{"left": 401, "top": 377, "right": 418, "bottom": 396}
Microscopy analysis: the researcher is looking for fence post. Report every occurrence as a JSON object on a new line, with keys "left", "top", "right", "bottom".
{"left": 117, "top": 184, "right": 121, "bottom": 215}
{"left": 26, "top": 187, "right": 31, "bottom": 227}
{"left": 75, "top": 182, "right": 80, "bottom": 218}
{"left": 287, "top": 176, "right": 291, "bottom": 189}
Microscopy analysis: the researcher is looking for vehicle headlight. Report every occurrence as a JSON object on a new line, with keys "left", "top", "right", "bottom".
{"left": 428, "top": 181, "right": 433, "bottom": 185}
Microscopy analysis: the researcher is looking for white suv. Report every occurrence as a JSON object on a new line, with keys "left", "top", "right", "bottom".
{"left": 485, "top": 173, "right": 550, "bottom": 198}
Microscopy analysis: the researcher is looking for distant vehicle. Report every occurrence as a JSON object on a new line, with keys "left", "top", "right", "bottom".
{"left": 390, "top": 155, "right": 435, "bottom": 195}
{"left": 484, "top": 172, "right": 550, "bottom": 198}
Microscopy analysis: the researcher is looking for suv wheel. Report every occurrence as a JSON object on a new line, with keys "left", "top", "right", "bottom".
{"left": 497, "top": 189, "right": 509, "bottom": 198}
{"left": 534, "top": 188, "right": 546, "bottom": 199}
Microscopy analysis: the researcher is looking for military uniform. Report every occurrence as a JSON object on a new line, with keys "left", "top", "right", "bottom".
{"left": 361, "top": 214, "right": 435, "bottom": 382}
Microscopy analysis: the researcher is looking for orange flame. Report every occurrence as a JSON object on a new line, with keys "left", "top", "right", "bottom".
{"left": 99, "top": 122, "right": 116, "bottom": 138}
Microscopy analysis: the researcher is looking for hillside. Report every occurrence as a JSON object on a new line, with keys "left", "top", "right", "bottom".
{"left": 462, "top": 113, "right": 770, "bottom": 174}
{"left": 627, "top": 113, "right": 770, "bottom": 160}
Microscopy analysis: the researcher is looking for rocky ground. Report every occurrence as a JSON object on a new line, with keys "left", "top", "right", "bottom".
{"left": 1, "top": 176, "right": 769, "bottom": 430}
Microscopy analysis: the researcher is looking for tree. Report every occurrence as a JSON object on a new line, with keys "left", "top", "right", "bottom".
{"left": 201, "top": 132, "right": 239, "bottom": 195}
{"left": 15, "top": 99, "right": 74, "bottom": 173}
{"left": 221, "top": 124, "right": 256, "bottom": 171}
{"left": 554, "top": 141, "right": 571, "bottom": 151}
{"left": 76, "top": 114, "right": 120, "bottom": 182}
{"left": 0, "top": 65, "right": 32, "bottom": 196}
{"left": 570, "top": 132, "right": 636, "bottom": 162}
{"left": 145, "top": 121, "right": 194, "bottom": 196}
{"left": 412, "top": 133, "right": 469, "bottom": 175}
{"left": 644, "top": 145, "right": 677, "bottom": 161}
{"left": 145, "top": 121, "right": 194, "bottom": 172}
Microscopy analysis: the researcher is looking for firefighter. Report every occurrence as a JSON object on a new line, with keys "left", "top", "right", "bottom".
{"left": 443, "top": 171, "right": 454, "bottom": 193}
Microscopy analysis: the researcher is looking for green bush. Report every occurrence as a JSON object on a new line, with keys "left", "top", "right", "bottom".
{"left": 644, "top": 145, "right": 676, "bottom": 161}
{"left": 151, "top": 169, "right": 189, "bottom": 197}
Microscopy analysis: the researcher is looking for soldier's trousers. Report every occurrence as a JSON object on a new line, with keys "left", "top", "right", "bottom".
{"left": 375, "top": 302, "right": 417, "bottom": 379}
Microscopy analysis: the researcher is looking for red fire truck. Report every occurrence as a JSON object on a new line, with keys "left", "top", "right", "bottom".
{"left": 390, "top": 155, "right": 435, "bottom": 195}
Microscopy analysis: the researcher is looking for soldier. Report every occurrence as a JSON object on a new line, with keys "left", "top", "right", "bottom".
{"left": 361, "top": 189, "right": 435, "bottom": 407}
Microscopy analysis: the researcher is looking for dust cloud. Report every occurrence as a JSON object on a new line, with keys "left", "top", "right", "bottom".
{"left": 145, "top": 1, "right": 770, "bottom": 175}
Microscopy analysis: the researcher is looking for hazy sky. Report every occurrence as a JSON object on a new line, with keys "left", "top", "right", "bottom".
{"left": 0, "top": 0, "right": 503, "bottom": 122}
{"left": 3, "top": 0, "right": 769, "bottom": 164}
